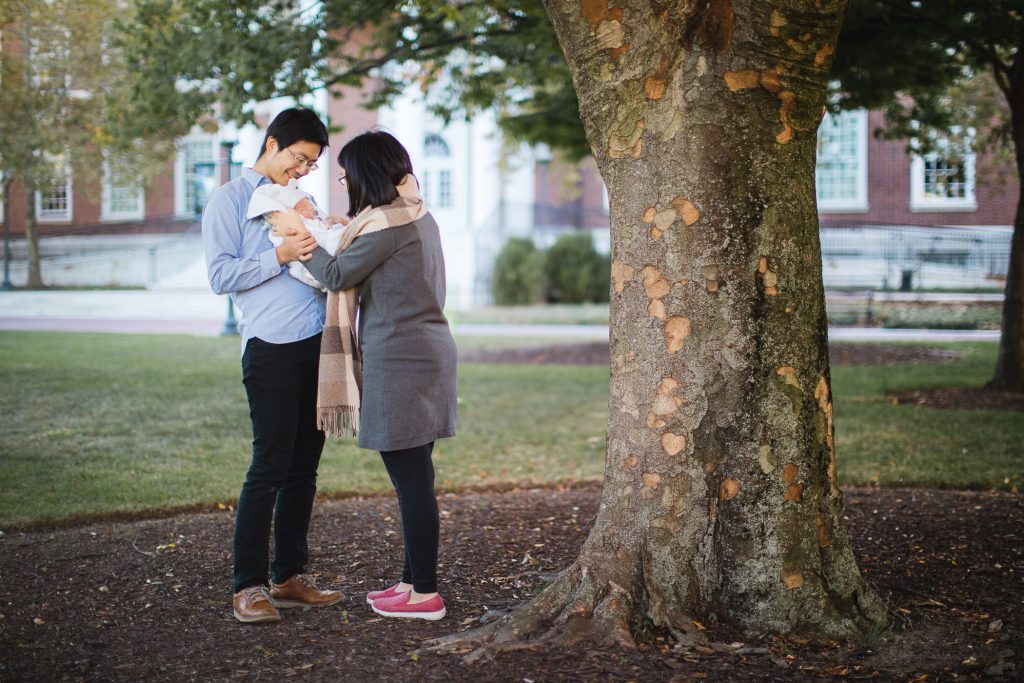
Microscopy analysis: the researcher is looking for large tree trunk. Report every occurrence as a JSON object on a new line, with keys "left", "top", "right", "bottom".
{"left": 990, "top": 62, "right": 1024, "bottom": 392}
{"left": 432, "top": 0, "right": 889, "bottom": 656}
{"left": 24, "top": 181, "right": 43, "bottom": 289}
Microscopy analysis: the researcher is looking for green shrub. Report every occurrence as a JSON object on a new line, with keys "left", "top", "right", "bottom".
{"left": 491, "top": 237, "right": 545, "bottom": 305}
{"left": 543, "top": 233, "right": 610, "bottom": 304}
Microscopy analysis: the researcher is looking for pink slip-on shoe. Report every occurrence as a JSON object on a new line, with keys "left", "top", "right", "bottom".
{"left": 370, "top": 591, "right": 446, "bottom": 621}
{"left": 365, "top": 582, "right": 407, "bottom": 605}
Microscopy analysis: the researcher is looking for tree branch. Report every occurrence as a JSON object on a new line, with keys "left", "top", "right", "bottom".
{"left": 320, "top": 26, "right": 524, "bottom": 87}
{"left": 983, "top": 2, "right": 1013, "bottom": 95}
{"left": 875, "top": 0, "right": 1012, "bottom": 85}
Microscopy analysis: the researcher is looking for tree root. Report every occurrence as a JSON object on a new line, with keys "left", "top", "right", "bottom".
{"left": 424, "top": 559, "right": 638, "bottom": 663}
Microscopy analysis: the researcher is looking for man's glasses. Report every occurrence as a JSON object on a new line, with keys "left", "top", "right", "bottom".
{"left": 286, "top": 148, "right": 319, "bottom": 172}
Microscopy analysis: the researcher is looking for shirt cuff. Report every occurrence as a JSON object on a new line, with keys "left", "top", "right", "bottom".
{"left": 259, "top": 247, "right": 284, "bottom": 280}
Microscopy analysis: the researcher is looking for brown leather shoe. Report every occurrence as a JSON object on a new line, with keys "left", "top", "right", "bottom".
{"left": 270, "top": 573, "right": 343, "bottom": 609}
{"left": 233, "top": 585, "right": 281, "bottom": 623}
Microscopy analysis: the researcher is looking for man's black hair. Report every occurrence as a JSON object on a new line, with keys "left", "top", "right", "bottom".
{"left": 257, "top": 108, "right": 329, "bottom": 158}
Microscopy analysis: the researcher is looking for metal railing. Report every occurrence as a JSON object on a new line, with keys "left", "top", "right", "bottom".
{"left": 819, "top": 224, "right": 1011, "bottom": 291}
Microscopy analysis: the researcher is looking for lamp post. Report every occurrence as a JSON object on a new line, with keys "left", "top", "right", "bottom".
{"left": 221, "top": 295, "right": 238, "bottom": 336}
{"left": 219, "top": 140, "right": 239, "bottom": 336}
{"left": 2, "top": 177, "right": 12, "bottom": 291}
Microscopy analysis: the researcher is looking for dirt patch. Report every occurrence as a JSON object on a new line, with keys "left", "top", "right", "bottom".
{"left": 461, "top": 343, "right": 961, "bottom": 366}
{"left": 889, "top": 388, "right": 1024, "bottom": 412}
{"left": 459, "top": 342, "right": 1024, "bottom": 412}
{"left": 461, "top": 342, "right": 610, "bottom": 366}
{"left": 1, "top": 487, "right": 1020, "bottom": 681}
{"left": 828, "top": 343, "right": 961, "bottom": 366}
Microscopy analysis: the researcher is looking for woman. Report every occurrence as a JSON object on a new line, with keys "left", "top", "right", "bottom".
{"left": 272, "top": 131, "right": 457, "bottom": 621}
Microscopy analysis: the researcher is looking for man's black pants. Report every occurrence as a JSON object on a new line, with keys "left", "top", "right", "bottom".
{"left": 234, "top": 333, "right": 325, "bottom": 593}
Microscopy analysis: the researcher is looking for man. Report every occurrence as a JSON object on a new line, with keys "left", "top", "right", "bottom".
{"left": 203, "top": 107, "right": 340, "bottom": 623}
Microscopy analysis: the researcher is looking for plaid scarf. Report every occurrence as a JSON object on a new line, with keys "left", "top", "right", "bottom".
{"left": 317, "top": 174, "right": 427, "bottom": 437}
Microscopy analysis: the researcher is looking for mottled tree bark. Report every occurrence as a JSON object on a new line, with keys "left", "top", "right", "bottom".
{"left": 990, "top": 60, "right": 1024, "bottom": 391}
{"left": 432, "top": 0, "right": 889, "bottom": 655}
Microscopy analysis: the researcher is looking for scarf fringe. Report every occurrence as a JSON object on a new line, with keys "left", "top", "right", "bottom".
{"left": 317, "top": 406, "right": 360, "bottom": 438}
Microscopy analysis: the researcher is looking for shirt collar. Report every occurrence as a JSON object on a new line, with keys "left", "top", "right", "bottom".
{"left": 242, "top": 167, "right": 270, "bottom": 189}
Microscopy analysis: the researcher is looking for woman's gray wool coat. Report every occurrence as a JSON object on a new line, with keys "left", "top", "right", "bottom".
{"left": 303, "top": 213, "right": 457, "bottom": 452}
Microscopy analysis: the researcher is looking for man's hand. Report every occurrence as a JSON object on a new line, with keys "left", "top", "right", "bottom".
{"left": 275, "top": 229, "right": 316, "bottom": 264}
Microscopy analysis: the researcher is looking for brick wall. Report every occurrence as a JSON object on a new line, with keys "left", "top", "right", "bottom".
{"left": 326, "top": 85, "right": 380, "bottom": 217}
{"left": 821, "top": 111, "right": 1017, "bottom": 227}
{"left": 534, "top": 156, "right": 609, "bottom": 229}
{"left": 3, "top": 158, "right": 191, "bottom": 237}
{"left": 539, "top": 109, "right": 1018, "bottom": 231}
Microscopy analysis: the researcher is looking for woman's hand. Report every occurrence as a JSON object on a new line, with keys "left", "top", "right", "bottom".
{"left": 267, "top": 209, "right": 306, "bottom": 235}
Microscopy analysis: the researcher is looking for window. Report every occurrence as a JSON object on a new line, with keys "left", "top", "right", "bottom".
{"left": 35, "top": 162, "right": 73, "bottom": 222}
{"left": 102, "top": 164, "right": 145, "bottom": 221}
{"left": 421, "top": 133, "right": 453, "bottom": 208}
{"left": 910, "top": 130, "right": 976, "bottom": 211}
{"left": 815, "top": 109, "right": 867, "bottom": 211}
{"left": 424, "top": 133, "right": 451, "bottom": 157}
{"left": 28, "top": 26, "right": 72, "bottom": 91}
{"left": 175, "top": 136, "right": 217, "bottom": 218}
{"left": 437, "top": 170, "right": 452, "bottom": 208}
{"left": 421, "top": 171, "right": 432, "bottom": 206}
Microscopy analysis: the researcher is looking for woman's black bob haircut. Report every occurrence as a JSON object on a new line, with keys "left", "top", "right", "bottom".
{"left": 337, "top": 131, "right": 415, "bottom": 218}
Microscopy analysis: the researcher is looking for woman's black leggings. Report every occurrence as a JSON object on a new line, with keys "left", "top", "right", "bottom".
{"left": 380, "top": 442, "right": 439, "bottom": 594}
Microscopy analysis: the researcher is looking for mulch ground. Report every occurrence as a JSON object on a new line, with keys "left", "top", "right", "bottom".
{"left": 1, "top": 487, "right": 1021, "bottom": 682}
{"left": 889, "top": 388, "right": 1024, "bottom": 412}
{"left": 2, "top": 343, "right": 1021, "bottom": 681}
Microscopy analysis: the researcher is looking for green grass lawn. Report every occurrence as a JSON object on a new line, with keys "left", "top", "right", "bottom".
{"left": 832, "top": 343, "right": 1022, "bottom": 490}
{"left": 0, "top": 332, "right": 1019, "bottom": 528}
{"left": 0, "top": 332, "right": 608, "bottom": 528}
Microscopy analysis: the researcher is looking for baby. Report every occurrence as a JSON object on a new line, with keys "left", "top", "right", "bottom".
{"left": 245, "top": 184, "right": 345, "bottom": 291}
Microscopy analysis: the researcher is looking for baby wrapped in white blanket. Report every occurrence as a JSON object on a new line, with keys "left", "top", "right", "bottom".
{"left": 246, "top": 184, "right": 342, "bottom": 291}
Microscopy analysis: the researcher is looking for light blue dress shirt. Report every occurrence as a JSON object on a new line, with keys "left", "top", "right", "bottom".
{"left": 202, "top": 167, "right": 325, "bottom": 351}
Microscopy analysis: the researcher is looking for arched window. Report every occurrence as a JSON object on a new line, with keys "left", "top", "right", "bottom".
{"left": 424, "top": 133, "right": 451, "bottom": 158}
{"left": 421, "top": 133, "right": 453, "bottom": 208}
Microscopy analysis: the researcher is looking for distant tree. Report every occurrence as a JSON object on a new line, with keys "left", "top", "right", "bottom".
{"left": 124, "top": 0, "right": 588, "bottom": 158}
{"left": 831, "top": 0, "right": 1023, "bottom": 391}
{"left": 0, "top": 0, "right": 191, "bottom": 287}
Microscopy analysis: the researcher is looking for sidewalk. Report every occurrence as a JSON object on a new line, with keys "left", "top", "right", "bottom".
{"left": 0, "top": 288, "right": 1003, "bottom": 342}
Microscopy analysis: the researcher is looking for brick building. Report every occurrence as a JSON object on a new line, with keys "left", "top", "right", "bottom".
{"left": 1, "top": 87, "right": 1015, "bottom": 295}
{"left": 534, "top": 108, "right": 1016, "bottom": 236}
